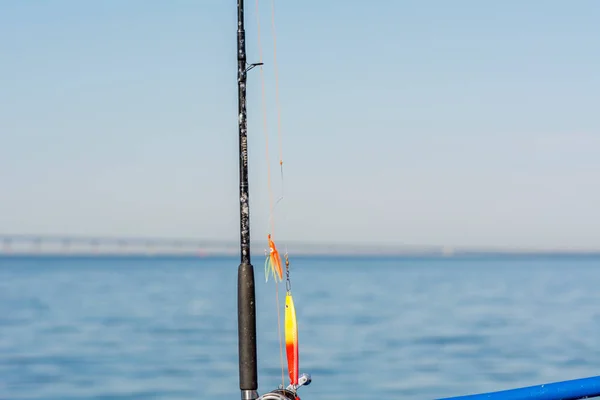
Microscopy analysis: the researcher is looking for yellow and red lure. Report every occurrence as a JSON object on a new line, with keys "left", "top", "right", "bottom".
{"left": 285, "top": 289, "right": 299, "bottom": 386}
{"left": 264, "top": 234, "right": 283, "bottom": 282}
{"left": 283, "top": 254, "right": 299, "bottom": 386}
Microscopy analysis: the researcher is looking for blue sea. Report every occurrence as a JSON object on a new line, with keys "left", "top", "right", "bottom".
{"left": 1, "top": 255, "right": 600, "bottom": 400}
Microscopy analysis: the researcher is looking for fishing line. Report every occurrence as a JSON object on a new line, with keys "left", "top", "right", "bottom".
{"left": 266, "top": 0, "right": 286, "bottom": 236}
{"left": 255, "top": 0, "right": 274, "bottom": 235}
{"left": 255, "top": 0, "right": 286, "bottom": 388}
{"left": 269, "top": 1, "right": 289, "bottom": 388}
{"left": 271, "top": 0, "right": 285, "bottom": 208}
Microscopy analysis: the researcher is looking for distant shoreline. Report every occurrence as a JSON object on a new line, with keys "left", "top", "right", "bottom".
{"left": 2, "top": 251, "right": 600, "bottom": 260}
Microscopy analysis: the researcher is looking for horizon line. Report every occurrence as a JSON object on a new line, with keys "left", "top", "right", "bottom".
{"left": 0, "top": 233, "right": 599, "bottom": 253}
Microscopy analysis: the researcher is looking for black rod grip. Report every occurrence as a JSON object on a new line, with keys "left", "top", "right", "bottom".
{"left": 238, "top": 262, "right": 258, "bottom": 391}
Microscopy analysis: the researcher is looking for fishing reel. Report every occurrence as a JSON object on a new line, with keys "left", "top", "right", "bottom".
{"left": 257, "top": 373, "right": 312, "bottom": 400}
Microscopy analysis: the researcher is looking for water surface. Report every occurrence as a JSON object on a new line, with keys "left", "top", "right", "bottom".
{"left": 2, "top": 255, "right": 600, "bottom": 399}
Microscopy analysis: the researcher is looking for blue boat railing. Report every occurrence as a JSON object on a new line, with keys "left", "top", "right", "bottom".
{"left": 438, "top": 375, "right": 600, "bottom": 400}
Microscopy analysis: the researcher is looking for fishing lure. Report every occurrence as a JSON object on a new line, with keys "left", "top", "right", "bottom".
{"left": 285, "top": 289, "right": 299, "bottom": 386}
{"left": 283, "top": 253, "right": 299, "bottom": 387}
{"left": 264, "top": 233, "right": 283, "bottom": 282}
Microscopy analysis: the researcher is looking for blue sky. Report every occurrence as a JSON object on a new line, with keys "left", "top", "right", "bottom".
{"left": 1, "top": 1, "right": 599, "bottom": 249}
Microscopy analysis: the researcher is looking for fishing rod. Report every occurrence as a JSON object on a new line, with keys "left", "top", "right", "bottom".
{"left": 236, "top": 1, "right": 310, "bottom": 399}
{"left": 236, "top": 0, "right": 260, "bottom": 396}
{"left": 439, "top": 375, "right": 600, "bottom": 400}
